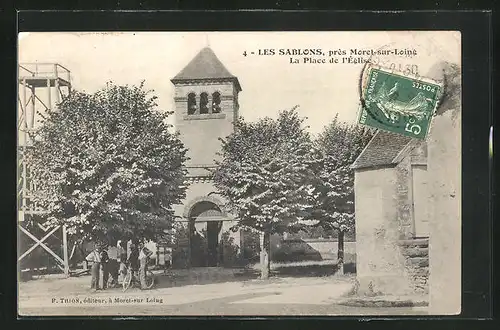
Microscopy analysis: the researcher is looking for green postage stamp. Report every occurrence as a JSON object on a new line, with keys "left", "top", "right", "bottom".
{"left": 358, "top": 65, "right": 443, "bottom": 139}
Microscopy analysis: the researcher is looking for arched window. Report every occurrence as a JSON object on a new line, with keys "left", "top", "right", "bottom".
{"left": 212, "top": 92, "right": 221, "bottom": 113}
{"left": 199, "top": 93, "right": 209, "bottom": 114}
{"left": 187, "top": 93, "right": 197, "bottom": 115}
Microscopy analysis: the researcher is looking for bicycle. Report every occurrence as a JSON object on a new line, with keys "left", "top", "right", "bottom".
{"left": 122, "top": 266, "right": 155, "bottom": 291}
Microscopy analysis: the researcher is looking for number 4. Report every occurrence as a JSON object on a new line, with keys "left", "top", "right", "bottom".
{"left": 243, "top": 51, "right": 247, "bottom": 57}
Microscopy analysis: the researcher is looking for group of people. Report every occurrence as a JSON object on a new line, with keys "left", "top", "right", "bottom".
{"left": 85, "top": 239, "right": 153, "bottom": 291}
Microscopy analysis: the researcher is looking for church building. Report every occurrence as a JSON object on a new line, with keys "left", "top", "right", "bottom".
{"left": 170, "top": 47, "right": 243, "bottom": 268}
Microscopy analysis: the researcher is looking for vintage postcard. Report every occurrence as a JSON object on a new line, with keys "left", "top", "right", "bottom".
{"left": 17, "top": 31, "right": 461, "bottom": 316}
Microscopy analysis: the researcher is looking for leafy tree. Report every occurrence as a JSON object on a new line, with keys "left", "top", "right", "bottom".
{"left": 26, "top": 82, "right": 188, "bottom": 245}
{"left": 312, "top": 116, "right": 374, "bottom": 274}
{"left": 212, "top": 107, "right": 319, "bottom": 278}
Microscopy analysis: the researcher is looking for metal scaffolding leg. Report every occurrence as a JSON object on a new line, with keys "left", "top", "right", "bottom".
{"left": 18, "top": 63, "right": 72, "bottom": 277}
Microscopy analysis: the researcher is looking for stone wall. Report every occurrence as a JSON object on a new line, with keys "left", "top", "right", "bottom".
{"left": 395, "top": 140, "right": 429, "bottom": 239}
{"left": 394, "top": 144, "right": 430, "bottom": 293}
{"left": 400, "top": 238, "right": 430, "bottom": 293}
{"left": 395, "top": 152, "right": 414, "bottom": 239}
{"left": 354, "top": 167, "right": 414, "bottom": 294}
{"left": 274, "top": 238, "right": 356, "bottom": 262}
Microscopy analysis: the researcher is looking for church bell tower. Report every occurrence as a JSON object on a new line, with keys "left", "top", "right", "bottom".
{"left": 170, "top": 47, "right": 242, "bottom": 268}
{"left": 171, "top": 47, "right": 242, "bottom": 170}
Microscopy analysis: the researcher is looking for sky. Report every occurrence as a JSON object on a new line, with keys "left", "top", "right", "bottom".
{"left": 18, "top": 31, "right": 460, "bottom": 136}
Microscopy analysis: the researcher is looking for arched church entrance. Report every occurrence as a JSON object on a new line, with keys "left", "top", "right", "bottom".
{"left": 188, "top": 201, "right": 224, "bottom": 267}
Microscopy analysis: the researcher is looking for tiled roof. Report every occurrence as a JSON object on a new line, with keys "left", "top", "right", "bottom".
{"left": 171, "top": 47, "right": 242, "bottom": 91}
{"left": 351, "top": 130, "right": 412, "bottom": 169}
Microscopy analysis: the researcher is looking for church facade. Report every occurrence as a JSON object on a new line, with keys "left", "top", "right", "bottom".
{"left": 170, "top": 47, "right": 242, "bottom": 268}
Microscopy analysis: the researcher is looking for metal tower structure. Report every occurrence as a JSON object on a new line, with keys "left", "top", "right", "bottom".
{"left": 18, "top": 63, "right": 72, "bottom": 276}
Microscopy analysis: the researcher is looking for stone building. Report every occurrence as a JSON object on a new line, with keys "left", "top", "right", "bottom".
{"left": 170, "top": 47, "right": 242, "bottom": 268}
{"left": 351, "top": 130, "right": 430, "bottom": 294}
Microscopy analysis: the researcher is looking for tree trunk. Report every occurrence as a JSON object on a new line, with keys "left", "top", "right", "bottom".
{"left": 260, "top": 231, "right": 271, "bottom": 279}
{"left": 337, "top": 230, "right": 345, "bottom": 275}
{"left": 266, "top": 231, "right": 271, "bottom": 276}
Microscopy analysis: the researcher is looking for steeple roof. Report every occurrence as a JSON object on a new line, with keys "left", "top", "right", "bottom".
{"left": 171, "top": 47, "right": 241, "bottom": 91}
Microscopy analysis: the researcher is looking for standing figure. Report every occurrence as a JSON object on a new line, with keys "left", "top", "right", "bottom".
{"left": 117, "top": 240, "right": 127, "bottom": 282}
{"left": 139, "top": 243, "right": 153, "bottom": 290}
{"left": 85, "top": 245, "right": 102, "bottom": 291}
{"left": 127, "top": 241, "right": 140, "bottom": 279}
{"left": 164, "top": 247, "right": 172, "bottom": 274}
{"left": 107, "top": 243, "right": 119, "bottom": 287}
{"left": 99, "top": 246, "right": 110, "bottom": 290}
